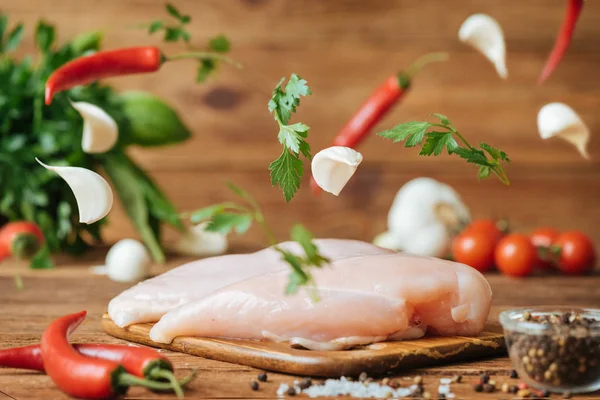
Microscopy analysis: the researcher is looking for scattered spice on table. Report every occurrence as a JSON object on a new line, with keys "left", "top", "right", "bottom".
{"left": 257, "top": 372, "right": 268, "bottom": 382}
{"left": 510, "top": 369, "right": 519, "bottom": 379}
{"left": 250, "top": 380, "right": 259, "bottom": 391}
{"left": 451, "top": 374, "right": 462, "bottom": 383}
{"left": 359, "top": 372, "right": 369, "bottom": 382}
{"left": 473, "top": 383, "right": 483, "bottom": 392}
{"left": 413, "top": 375, "right": 423, "bottom": 385}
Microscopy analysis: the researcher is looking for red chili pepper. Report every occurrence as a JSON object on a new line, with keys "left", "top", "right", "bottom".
{"left": 538, "top": 0, "right": 584, "bottom": 84}
{"left": 309, "top": 52, "right": 448, "bottom": 195}
{"left": 45, "top": 47, "right": 163, "bottom": 105}
{"left": 0, "top": 221, "right": 45, "bottom": 261}
{"left": 40, "top": 311, "right": 187, "bottom": 399}
{"left": 45, "top": 47, "right": 239, "bottom": 105}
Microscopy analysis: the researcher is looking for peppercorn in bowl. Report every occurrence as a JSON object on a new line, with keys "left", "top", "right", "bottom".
{"left": 499, "top": 307, "right": 600, "bottom": 394}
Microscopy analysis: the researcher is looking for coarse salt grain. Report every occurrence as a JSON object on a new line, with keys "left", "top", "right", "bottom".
{"left": 438, "top": 385, "right": 450, "bottom": 394}
{"left": 446, "top": 393, "right": 455, "bottom": 399}
{"left": 300, "top": 376, "right": 412, "bottom": 398}
{"left": 277, "top": 383, "right": 289, "bottom": 397}
{"left": 440, "top": 378, "right": 452, "bottom": 385}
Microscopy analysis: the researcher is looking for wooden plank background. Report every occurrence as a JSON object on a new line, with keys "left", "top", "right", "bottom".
{"left": 4, "top": 0, "right": 600, "bottom": 254}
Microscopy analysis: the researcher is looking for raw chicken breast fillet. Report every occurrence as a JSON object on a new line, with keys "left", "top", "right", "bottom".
{"left": 149, "top": 253, "right": 492, "bottom": 350}
{"left": 108, "top": 239, "right": 394, "bottom": 327}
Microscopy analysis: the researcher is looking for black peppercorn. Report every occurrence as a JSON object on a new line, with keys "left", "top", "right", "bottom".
{"left": 509, "top": 385, "right": 519, "bottom": 394}
{"left": 257, "top": 372, "right": 267, "bottom": 382}
{"left": 480, "top": 373, "right": 490, "bottom": 384}
{"left": 286, "top": 387, "right": 296, "bottom": 396}
{"left": 483, "top": 383, "right": 495, "bottom": 393}
{"left": 473, "top": 383, "right": 483, "bottom": 392}
{"left": 510, "top": 369, "right": 519, "bottom": 379}
{"left": 298, "top": 378, "right": 312, "bottom": 390}
{"left": 250, "top": 381, "right": 259, "bottom": 391}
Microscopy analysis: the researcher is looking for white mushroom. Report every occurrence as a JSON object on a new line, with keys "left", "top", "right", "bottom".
{"left": 459, "top": 14, "right": 508, "bottom": 79}
{"left": 537, "top": 102, "right": 590, "bottom": 159}
{"left": 36, "top": 158, "right": 113, "bottom": 224}
{"left": 105, "top": 239, "right": 151, "bottom": 283}
{"left": 373, "top": 177, "right": 471, "bottom": 258}
{"left": 70, "top": 101, "right": 118, "bottom": 154}
{"left": 311, "top": 146, "right": 363, "bottom": 196}
{"left": 172, "top": 223, "right": 228, "bottom": 257}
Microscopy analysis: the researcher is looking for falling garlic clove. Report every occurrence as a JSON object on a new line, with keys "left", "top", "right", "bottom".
{"left": 459, "top": 13, "right": 508, "bottom": 79}
{"left": 105, "top": 239, "right": 151, "bottom": 283}
{"left": 311, "top": 146, "right": 363, "bottom": 196}
{"left": 71, "top": 100, "right": 118, "bottom": 153}
{"left": 36, "top": 158, "right": 114, "bottom": 224}
{"left": 537, "top": 102, "right": 590, "bottom": 159}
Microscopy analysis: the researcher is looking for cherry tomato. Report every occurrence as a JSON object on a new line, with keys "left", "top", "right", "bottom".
{"left": 552, "top": 231, "right": 596, "bottom": 275}
{"left": 463, "top": 219, "right": 506, "bottom": 246}
{"left": 452, "top": 230, "right": 496, "bottom": 272}
{"left": 530, "top": 227, "right": 560, "bottom": 270}
{"left": 495, "top": 234, "right": 536, "bottom": 277}
{"left": 0, "top": 221, "right": 45, "bottom": 261}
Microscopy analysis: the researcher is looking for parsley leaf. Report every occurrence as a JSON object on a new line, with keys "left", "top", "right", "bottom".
{"left": 268, "top": 74, "right": 313, "bottom": 202}
{"left": 35, "top": 21, "right": 55, "bottom": 53}
{"left": 269, "top": 149, "right": 303, "bottom": 203}
{"left": 196, "top": 59, "right": 215, "bottom": 83}
{"left": 5, "top": 23, "right": 24, "bottom": 52}
{"left": 378, "top": 121, "right": 432, "bottom": 145}
{"left": 209, "top": 34, "right": 230, "bottom": 53}
{"left": 205, "top": 213, "right": 252, "bottom": 235}
{"left": 377, "top": 114, "right": 510, "bottom": 185}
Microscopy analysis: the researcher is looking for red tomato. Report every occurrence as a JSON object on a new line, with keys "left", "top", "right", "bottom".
{"left": 452, "top": 230, "right": 496, "bottom": 272}
{"left": 495, "top": 234, "right": 536, "bottom": 277}
{"left": 463, "top": 219, "right": 506, "bottom": 246}
{"left": 530, "top": 227, "right": 560, "bottom": 270}
{"left": 0, "top": 221, "right": 45, "bottom": 261}
{"left": 552, "top": 231, "right": 596, "bottom": 275}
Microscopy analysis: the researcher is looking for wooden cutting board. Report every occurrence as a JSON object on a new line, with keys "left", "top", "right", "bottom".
{"left": 102, "top": 314, "right": 506, "bottom": 377}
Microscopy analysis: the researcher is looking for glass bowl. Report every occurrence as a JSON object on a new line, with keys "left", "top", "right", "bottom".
{"left": 499, "top": 306, "right": 600, "bottom": 394}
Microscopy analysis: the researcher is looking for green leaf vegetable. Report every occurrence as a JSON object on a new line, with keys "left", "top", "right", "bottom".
{"left": 0, "top": 5, "right": 217, "bottom": 266}
{"left": 143, "top": 4, "right": 235, "bottom": 83}
{"left": 188, "top": 182, "right": 329, "bottom": 296}
{"left": 268, "top": 74, "right": 313, "bottom": 202}
{"left": 378, "top": 113, "right": 510, "bottom": 185}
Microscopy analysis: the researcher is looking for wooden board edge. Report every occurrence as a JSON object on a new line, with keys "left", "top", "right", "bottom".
{"left": 101, "top": 314, "right": 507, "bottom": 377}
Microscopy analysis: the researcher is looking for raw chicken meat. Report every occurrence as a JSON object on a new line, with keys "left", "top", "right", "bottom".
{"left": 149, "top": 253, "right": 492, "bottom": 350}
{"left": 108, "top": 239, "right": 394, "bottom": 328}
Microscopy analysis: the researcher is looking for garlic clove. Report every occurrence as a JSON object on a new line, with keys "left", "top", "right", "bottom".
{"left": 537, "top": 102, "right": 590, "bottom": 159}
{"left": 106, "top": 239, "right": 151, "bottom": 283}
{"left": 173, "top": 223, "right": 228, "bottom": 257}
{"left": 70, "top": 100, "right": 118, "bottom": 153}
{"left": 458, "top": 14, "right": 508, "bottom": 79}
{"left": 36, "top": 158, "right": 113, "bottom": 224}
{"left": 372, "top": 231, "right": 402, "bottom": 251}
{"left": 311, "top": 146, "right": 363, "bottom": 196}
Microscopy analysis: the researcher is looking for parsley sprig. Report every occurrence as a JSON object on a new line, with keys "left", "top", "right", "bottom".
{"left": 188, "top": 182, "right": 329, "bottom": 296}
{"left": 378, "top": 113, "right": 510, "bottom": 185}
{"left": 141, "top": 3, "right": 239, "bottom": 83}
{"left": 268, "top": 74, "right": 313, "bottom": 202}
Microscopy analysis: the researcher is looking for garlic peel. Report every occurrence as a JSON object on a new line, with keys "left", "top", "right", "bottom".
{"left": 173, "top": 223, "right": 228, "bottom": 257}
{"left": 106, "top": 239, "right": 151, "bottom": 283}
{"left": 71, "top": 100, "right": 118, "bottom": 154}
{"left": 36, "top": 158, "right": 113, "bottom": 224}
{"left": 537, "top": 102, "right": 590, "bottom": 159}
{"left": 459, "top": 13, "right": 508, "bottom": 79}
{"left": 311, "top": 146, "right": 363, "bottom": 196}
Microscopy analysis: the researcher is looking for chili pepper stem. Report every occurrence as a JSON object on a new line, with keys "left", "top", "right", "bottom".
{"left": 117, "top": 372, "right": 185, "bottom": 393}
{"left": 14, "top": 272, "right": 23, "bottom": 291}
{"left": 149, "top": 369, "right": 184, "bottom": 397}
{"left": 403, "top": 52, "right": 450, "bottom": 80}
{"left": 166, "top": 52, "right": 242, "bottom": 69}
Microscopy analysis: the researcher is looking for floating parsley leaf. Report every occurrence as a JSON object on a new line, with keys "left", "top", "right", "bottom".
{"left": 268, "top": 74, "right": 313, "bottom": 202}
{"left": 209, "top": 34, "right": 230, "bottom": 53}
{"left": 377, "top": 114, "right": 510, "bottom": 185}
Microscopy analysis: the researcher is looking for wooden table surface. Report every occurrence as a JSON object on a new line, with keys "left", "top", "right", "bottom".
{"left": 1, "top": 251, "right": 599, "bottom": 400}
